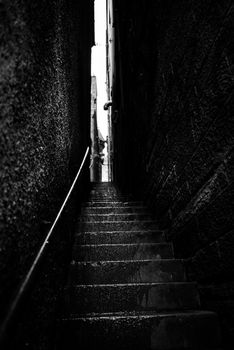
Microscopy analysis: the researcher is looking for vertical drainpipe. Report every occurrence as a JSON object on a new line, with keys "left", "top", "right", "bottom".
{"left": 90, "top": 77, "right": 100, "bottom": 182}
{"left": 106, "top": 0, "right": 116, "bottom": 182}
{"left": 115, "top": 6, "right": 127, "bottom": 189}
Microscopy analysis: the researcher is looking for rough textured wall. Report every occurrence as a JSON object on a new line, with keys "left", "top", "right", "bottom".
{"left": 114, "top": 0, "right": 234, "bottom": 347}
{"left": 112, "top": 0, "right": 156, "bottom": 190}
{"left": 0, "top": 0, "right": 93, "bottom": 347}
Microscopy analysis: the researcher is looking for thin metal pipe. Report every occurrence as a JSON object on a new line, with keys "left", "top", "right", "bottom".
{"left": 0, "top": 146, "right": 90, "bottom": 342}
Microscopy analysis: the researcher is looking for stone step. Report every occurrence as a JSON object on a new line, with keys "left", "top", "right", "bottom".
{"left": 91, "top": 183, "right": 114, "bottom": 186}
{"left": 87, "top": 192, "right": 135, "bottom": 197}
{"left": 87, "top": 197, "right": 133, "bottom": 203}
{"left": 81, "top": 206, "right": 147, "bottom": 214}
{"left": 83, "top": 201, "right": 144, "bottom": 207}
{"left": 89, "top": 191, "right": 134, "bottom": 200}
{"left": 78, "top": 213, "right": 153, "bottom": 222}
{"left": 69, "top": 259, "right": 186, "bottom": 284}
{"left": 90, "top": 185, "right": 120, "bottom": 190}
{"left": 75, "top": 230, "right": 165, "bottom": 244}
{"left": 72, "top": 243, "right": 173, "bottom": 261}
{"left": 89, "top": 192, "right": 122, "bottom": 197}
{"left": 77, "top": 220, "right": 158, "bottom": 232}
{"left": 65, "top": 282, "right": 200, "bottom": 314}
{"left": 90, "top": 183, "right": 117, "bottom": 187}
{"left": 89, "top": 188, "right": 118, "bottom": 193}
{"left": 89, "top": 188, "right": 120, "bottom": 193}
{"left": 58, "top": 310, "right": 221, "bottom": 350}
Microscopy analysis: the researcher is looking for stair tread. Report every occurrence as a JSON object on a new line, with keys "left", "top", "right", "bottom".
{"left": 59, "top": 310, "right": 221, "bottom": 349}
{"left": 69, "top": 281, "right": 197, "bottom": 287}
{"left": 78, "top": 220, "right": 159, "bottom": 232}
{"left": 84, "top": 200, "right": 143, "bottom": 203}
{"left": 69, "top": 259, "right": 185, "bottom": 284}
{"left": 62, "top": 309, "right": 217, "bottom": 320}
{"left": 65, "top": 281, "right": 200, "bottom": 314}
{"left": 75, "top": 230, "right": 165, "bottom": 244}
{"left": 72, "top": 258, "right": 183, "bottom": 264}
{"left": 76, "top": 229, "right": 163, "bottom": 234}
{"left": 72, "top": 242, "right": 174, "bottom": 261}
{"left": 79, "top": 213, "right": 153, "bottom": 221}
{"left": 80, "top": 213, "right": 150, "bottom": 216}
{"left": 83, "top": 201, "right": 144, "bottom": 207}
{"left": 75, "top": 243, "right": 171, "bottom": 247}
{"left": 83, "top": 205, "right": 146, "bottom": 210}
{"left": 78, "top": 219, "right": 157, "bottom": 224}
{"left": 81, "top": 207, "right": 149, "bottom": 214}
{"left": 79, "top": 220, "right": 158, "bottom": 223}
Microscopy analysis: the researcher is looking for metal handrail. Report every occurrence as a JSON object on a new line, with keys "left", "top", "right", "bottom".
{"left": 0, "top": 146, "right": 90, "bottom": 344}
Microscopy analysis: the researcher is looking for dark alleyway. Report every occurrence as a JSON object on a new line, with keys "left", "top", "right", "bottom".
{"left": 0, "top": 0, "right": 234, "bottom": 349}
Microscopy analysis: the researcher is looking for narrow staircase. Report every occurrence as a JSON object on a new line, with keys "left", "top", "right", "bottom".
{"left": 59, "top": 182, "right": 221, "bottom": 349}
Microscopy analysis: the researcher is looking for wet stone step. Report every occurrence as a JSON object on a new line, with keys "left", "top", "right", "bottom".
{"left": 89, "top": 188, "right": 125, "bottom": 193}
{"left": 58, "top": 310, "right": 221, "bottom": 350}
{"left": 83, "top": 201, "right": 144, "bottom": 207}
{"left": 87, "top": 198, "right": 133, "bottom": 203}
{"left": 72, "top": 243, "right": 173, "bottom": 261}
{"left": 88, "top": 188, "right": 132, "bottom": 194}
{"left": 81, "top": 206, "right": 147, "bottom": 214}
{"left": 88, "top": 193, "right": 131, "bottom": 198}
{"left": 89, "top": 189, "right": 120, "bottom": 194}
{"left": 77, "top": 220, "right": 158, "bottom": 232}
{"left": 75, "top": 230, "right": 165, "bottom": 244}
{"left": 87, "top": 198, "right": 130, "bottom": 204}
{"left": 86, "top": 195, "right": 135, "bottom": 201}
{"left": 65, "top": 282, "right": 200, "bottom": 314}
{"left": 69, "top": 259, "right": 186, "bottom": 284}
{"left": 90, "top": 182, "right": 115, "bottom": 186}
{"left": 78, "top": 213, "right": 153, "bottom": 222}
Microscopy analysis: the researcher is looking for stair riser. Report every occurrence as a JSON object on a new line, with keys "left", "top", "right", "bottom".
{"left": 69, "top": 260, "right": 186, "bottom": 284}
{"left": 77, "top": 221, "right": 158, "bottom": 232}
{"left": 78, "top": 213, "right": 152, "bottom": 222}
{"left": 72, "top": 244, "right": 173, "bottom": 261}
{"left": 66, "top": 283, "right": 200, "bottom": 314}
{"left": 75, "top": 231, "right": 165, "bottom": 244}
{"left": 59, "top": 312, "right": 221, "bottom": 350}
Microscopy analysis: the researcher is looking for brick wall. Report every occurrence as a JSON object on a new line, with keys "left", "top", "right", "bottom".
{"left": 0, "top": 0, "right": 93, "bottom": 347}
{"left": 114, "top": 0, "right": 234, "bottom": 347}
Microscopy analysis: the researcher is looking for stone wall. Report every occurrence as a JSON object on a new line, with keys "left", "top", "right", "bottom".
{"left": 114, "top": 0, "right": 234, "bottom": 347}
{"left": 0, "top": 0, "right": 93, "bottom": 347}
